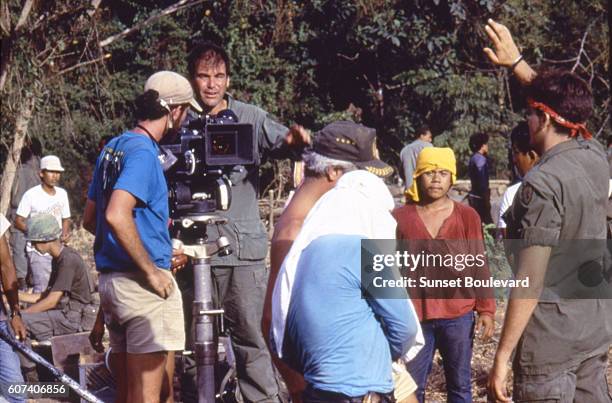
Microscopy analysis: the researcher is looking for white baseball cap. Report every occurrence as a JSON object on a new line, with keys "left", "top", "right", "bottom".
{"left": 40, "top": 155, "right": 65, "bottom": 172}
{"left": 144, "top": 71, "right": 203, "bottom": 113}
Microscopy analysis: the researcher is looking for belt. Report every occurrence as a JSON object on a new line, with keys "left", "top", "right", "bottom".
{"left": 303, "top": 386, "right": 394, "bottom": 403}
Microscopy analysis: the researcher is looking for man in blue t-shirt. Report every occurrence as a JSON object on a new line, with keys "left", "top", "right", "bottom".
{"left": 83, "top": 71, "right": 201, "bottom": 402}
{"left": 280, "top": 171, "right": 418, "bottom": 402}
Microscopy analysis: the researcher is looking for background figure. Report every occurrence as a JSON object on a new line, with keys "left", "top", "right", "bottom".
{"left": 467, "top": 133, "right": 493, "bottom": 224}
{"left": 399, "top": 125, "right": 433, "bottom": 191}
{"left": 0, "top": 213, "right": 27, "bottom": 403}
{"left": 497, "top": 122, "right": 539, "bottom": 238}
{"left": 18, "top": 214, "right": 97, "bottom": 382}
{"left": 14, "top": 155, "right": 71, "bottom": 293}
{"left": 8, "top": 138, "right": 42, "bottom": 290}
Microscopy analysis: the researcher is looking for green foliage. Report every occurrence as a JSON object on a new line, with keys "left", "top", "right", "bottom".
{"left": 1, "top": 0, "right": 609, "bottom": 217}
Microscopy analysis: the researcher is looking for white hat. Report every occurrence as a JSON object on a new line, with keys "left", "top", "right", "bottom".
{"left": 144, "top": 71, "right": 203, "bottom": 113}
{"left": 40, "top": 155, "right": 65, "bottom": 172}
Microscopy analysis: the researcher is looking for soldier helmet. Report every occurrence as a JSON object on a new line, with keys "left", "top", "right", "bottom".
{"left": 26, "top": 214, "right": 62, "bottom": 242}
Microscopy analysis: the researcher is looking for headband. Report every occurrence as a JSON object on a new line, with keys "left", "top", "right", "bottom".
{"left": 527, "top": 98, "right": 592, "bottom": 140}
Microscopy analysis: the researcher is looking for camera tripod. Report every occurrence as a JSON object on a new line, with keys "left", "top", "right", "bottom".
{"left": 172, "top": 214, "right": 232, "bottom": 403}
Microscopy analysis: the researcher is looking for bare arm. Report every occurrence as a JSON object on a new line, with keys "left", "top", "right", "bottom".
{"left": 89, "top": 309, "right": 105, "bottom": 352}
{"left": 264, "top": 218, "right": 304, "bottom": 342}
{"left": 483, "top": 19, "right": 537, "bottom": 85}
{"left": 83, "top": 198, "right": 97, "bottom": 235}
{"left": 488, "top": 245, "right": 550, "bottom": 402}
{"left": 1, "top": 233, "right": 27, "bottom": 339}
{"left": 18, "top": 291, "right": 42, "bottom": 304}
{"left": 23, "top": 290, "right": 63, "bottom": 314}
{"left": 265, "top": 218, "right": 308, "bottom": 403}
{"left": 61, "top": 218, "right": 72, "bottom": 243}
{"left": 106, "top": 189, "right": 173, "bottom": 298}
{"left": 14, "top": 215, "right": 27, "bottom": 233}
{"left": 1, "top": 235, "right": 21, "bottom": 314}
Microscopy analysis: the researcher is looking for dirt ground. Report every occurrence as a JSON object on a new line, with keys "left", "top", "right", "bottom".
{"left": 424, "top": 302, "right": 612, "bottom": 401}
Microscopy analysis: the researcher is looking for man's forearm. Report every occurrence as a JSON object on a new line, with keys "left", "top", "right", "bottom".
{"left": 1, "top": 238, "right": 21, "bottom": 313}
{"left": 18, "top": 291, "right": 42, "bottom": 304}
{"left": 62, "top": 219, "right": 71, "bottom": 237}
{"left": 513, "top": 61, "right": 537, "bottom": 86}
{"left": 495, "top": 298, "right": 538, "bottom": 361}
{"left": 495, "top": 245, "right": 550, "bottom": 362}
{"left": 24, "top": 297, "right": 57, "bottom": 313}
{"left": 14, "top": 216, "right": 26, "bottom": 232}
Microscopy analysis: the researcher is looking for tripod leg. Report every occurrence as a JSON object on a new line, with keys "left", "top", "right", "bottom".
{"left": 193, "top": 258, "right": 217, "bottom": 403}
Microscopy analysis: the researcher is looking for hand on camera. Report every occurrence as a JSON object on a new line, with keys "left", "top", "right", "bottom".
{"left": 171, "top": 248, "right": 189, "bottom": 274}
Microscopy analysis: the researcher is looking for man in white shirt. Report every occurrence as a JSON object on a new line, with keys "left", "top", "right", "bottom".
{"left": 14, "top": 155, "right": 72, "bottom": 292}
{"left": 497, "top": 122, "right": 539, "bottom": 238}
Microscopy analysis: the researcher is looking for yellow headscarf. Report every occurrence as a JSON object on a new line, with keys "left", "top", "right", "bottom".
{"left": 405, "top": 147, "right": 457, "bottom": 202}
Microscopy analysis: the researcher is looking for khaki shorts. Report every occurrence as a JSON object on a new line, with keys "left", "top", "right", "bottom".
{"left": 99, "top": 270, "right": 185, "bottom": 354}
{"left": 393, "top": 361, "right": 418, "bottom": 403}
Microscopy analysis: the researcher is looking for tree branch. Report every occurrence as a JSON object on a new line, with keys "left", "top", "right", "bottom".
{"left": 0, "top": 0, "right": 11, "bottom": 36}
{"left": 594, "top": 114, "right": 609, "bottom": 139}
{"left": 571, "top": 20, "right": 596, "bottom": 73}
{"left": 88, "top": 0, "right": 102, "bottom": 17}
{"left": 15, "top": 0, "right": 35, "bottom": 31}
{"left": 99, "top": 0, "right": 206, "bottom": 48}
{"left": 0, "top": 92, "right": 36, "bottom": 216}
{"left": 55, "top": 53, "right": 111, "bottom": 76}
{"left": 337, "top": 52, "right": 360, "bottom": 61}
{"left": 541, "top": 56, "right": 578, "bottom": 64}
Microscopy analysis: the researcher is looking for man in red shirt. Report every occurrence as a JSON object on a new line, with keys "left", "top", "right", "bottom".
{"left": 393, "top": 147, "right": 495, "bottom": 402}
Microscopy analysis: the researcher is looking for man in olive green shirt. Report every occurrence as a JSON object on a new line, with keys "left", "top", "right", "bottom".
{"left": 485, "top": 19, "right": 612, "bottom": 403}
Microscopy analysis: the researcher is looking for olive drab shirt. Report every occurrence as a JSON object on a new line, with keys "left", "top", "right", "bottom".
{"left": 182, "top": 94, "right": 297, "bottom": 267}
{"left": 505, "top": 137, "right": 612, "bottom": 374}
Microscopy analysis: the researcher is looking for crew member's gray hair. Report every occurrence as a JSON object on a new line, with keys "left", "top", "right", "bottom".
{"left": 302, "top": 150, "right": 357, "bottom": 177}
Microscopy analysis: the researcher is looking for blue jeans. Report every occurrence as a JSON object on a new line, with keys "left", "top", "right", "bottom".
{"left": 406, "top": 311, "right": 474, "bottom": 403}
{"left": 0, "top": 321, "right": 25, "bottom": 403}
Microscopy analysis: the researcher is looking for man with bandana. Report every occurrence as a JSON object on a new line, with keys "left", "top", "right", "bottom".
{"left": 484, "top": 19, "right": 612, "bottom": 403}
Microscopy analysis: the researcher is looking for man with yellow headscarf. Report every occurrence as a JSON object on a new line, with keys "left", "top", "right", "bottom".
{"left": 393, "top": 147, "right": 496, "bottom": 403}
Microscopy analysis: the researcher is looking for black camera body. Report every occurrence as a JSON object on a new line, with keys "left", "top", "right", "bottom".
{"left": 162, "top": 110, "right": 255, "bottom": 218}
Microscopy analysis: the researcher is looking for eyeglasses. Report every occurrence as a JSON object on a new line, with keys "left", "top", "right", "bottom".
{"left": 421, "top": 170, "right": 451, "bottom": 179}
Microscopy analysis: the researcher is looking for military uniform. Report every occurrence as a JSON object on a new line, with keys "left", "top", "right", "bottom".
{"left": 505, "top": 138, "right": 612, "bottom": 402}
{"left": 178, "top": 94, "right": 298, "bottom": 402}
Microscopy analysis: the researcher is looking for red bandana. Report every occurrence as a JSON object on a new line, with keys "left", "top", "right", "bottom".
{"left": 527, "top": 98, "right": 592, "bottom": 140}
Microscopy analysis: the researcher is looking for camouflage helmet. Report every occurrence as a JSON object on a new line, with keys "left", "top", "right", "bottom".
{"left": 26, "top": 214, "right": 62, "bottom": 242}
